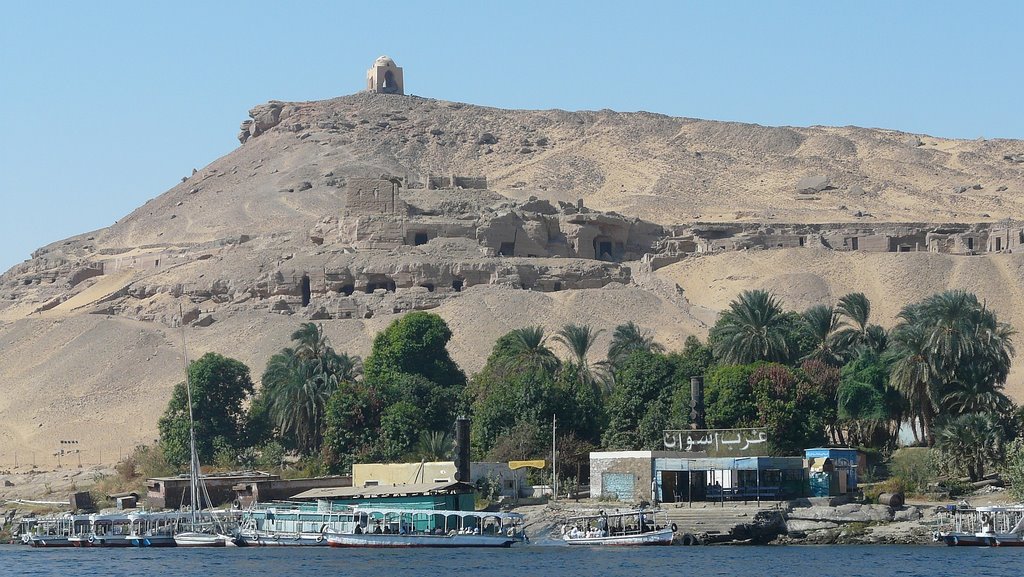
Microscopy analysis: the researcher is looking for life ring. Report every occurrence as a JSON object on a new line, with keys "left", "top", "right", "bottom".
{"left": 681, "top": 533, "right": 699, "bottom": 546}
{"left": 507, "top": 528, "right": 515, "bottom": 537}
{"left": 671, "top": 523, "right": 678, "bottom": 533}
{"left": 88, "top": 535, "right": 95, "bottom": 544}
{"left": 316, "top": 534, "right": 325, "bottom": 543}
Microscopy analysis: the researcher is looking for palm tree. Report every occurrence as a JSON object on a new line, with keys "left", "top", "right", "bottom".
{"left": 941, "top": 379, "right": 1014, "bottom": 417}
{"left": 889, "top": 321, "right": 938, "bottom": 445}
{"left": 415, "top": 430, "right": 453, "bottom": 461}
{"left": 500, "top": 326, "right": 560, "bottom": 374}
{"left": 262, "top": 323, "right": 361, "bottom": 454}
{"left": 834, "top": 292, "right": 872, "bottom": 356}
{"left": 553, "top": 324, "right": 609, "bottom": 394}
{"left": 801, "top": 305, "right": 842, "bottom": 365}
{"left": 915, "top": 290, "right": 1015, "bottom": 418}
{"left": 935, "top": 412, "right": 1005, "bottom": 481}
{"left": 710, "top": 289, "right": 789, "bottom": 364}
{"left": 608, "top": 321, "right": 664, "bottom": 368}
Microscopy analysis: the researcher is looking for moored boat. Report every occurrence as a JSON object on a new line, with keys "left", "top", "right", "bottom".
{"left": 325, "top": 507, "right": 525, "bottom": 548}
{"left": 934, "top": 505, "right": 1024, "bottom": 546}
{"left": 233, "top": 502, "right": 358, "bottom": 546}
{"left": 561, "top": 509, "right": 674, "bottom": 546}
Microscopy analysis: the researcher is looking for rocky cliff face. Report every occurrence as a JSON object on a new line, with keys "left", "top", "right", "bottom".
{"left": 1, "top": 92, "right": 1022, "bottom": 465}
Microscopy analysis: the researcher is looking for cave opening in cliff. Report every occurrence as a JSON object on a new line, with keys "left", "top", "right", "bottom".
{"left": 420, "top": 283, "right": 435, "bottom": 292}
{"left": 452, "top": 278, "right": 464, "bottom": 292}
{"left": 301, "top": 275, "right": 311, "bottom": 307}
{"left": 414, "top": 232, "right": 428, "bottom": 246}
{"left": 341, "top": 284, "right": 354, "bottom": 296}
{"left": 365, "top": 275, "right": 397, "bottom": 293}
{"left": 498, "top": 242, "right": 515, "bottom": 256}
{"left": 594, "top": 237, "right": 613, "bottom": 260}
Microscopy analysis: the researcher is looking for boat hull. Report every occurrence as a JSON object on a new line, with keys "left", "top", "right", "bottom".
{"left": 29, "top": 536, "right": 75, "bottom": 548}
{"left": 129, "top": 535, "right": 178, "bottom": 547}
{"left": 563, "top": 528, "right": 675, "bottom": 546}
{"left": 938, "top": 532, "right": 1024, "bottom": 547}
{"left": 174, "top": 532, "right": 231, "bottom": 547}
{"left": 234, "top": 532, "right": 327, "bottom": 546}
{"left": 327, "top": 532, "right": 518, "bottom": 548}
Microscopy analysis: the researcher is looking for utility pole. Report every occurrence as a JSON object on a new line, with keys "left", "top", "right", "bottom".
{"left": 552, "top": 414, "right": 557, "bottom": 501}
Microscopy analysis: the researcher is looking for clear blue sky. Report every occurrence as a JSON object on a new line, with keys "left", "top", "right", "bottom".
{"left": 2, "top": 1, "right": 1022, "bottom": 273}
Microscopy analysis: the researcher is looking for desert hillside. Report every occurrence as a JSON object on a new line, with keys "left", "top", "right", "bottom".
{"left": 1, "top": 92, "right": 1022, "bottom": 468}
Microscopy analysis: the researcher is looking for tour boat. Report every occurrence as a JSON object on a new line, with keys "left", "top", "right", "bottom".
{"left": 233, "top": 503, "right": 359, "bottom": 546}
{"left": 934, "top": 505, "right": 1024, "bottom": 547}
{"left": 24, "top": 514, "right": 89, "bottom": 548}
{"left": 325, "top": 507, "right": 526, "bottom": 548}
{"left": 561, "top": 509, "right": 675, "bottom": 546}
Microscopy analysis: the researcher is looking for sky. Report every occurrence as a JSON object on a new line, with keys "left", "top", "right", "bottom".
{"left": 2, "top": 1, "right": 1022, "bottom": 273}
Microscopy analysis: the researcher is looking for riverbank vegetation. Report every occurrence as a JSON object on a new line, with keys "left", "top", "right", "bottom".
{"left": 152, "top": 290, "right": 1022, "bottom": 492}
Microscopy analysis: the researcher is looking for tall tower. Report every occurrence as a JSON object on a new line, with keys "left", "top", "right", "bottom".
{"left": 366, "top": 55, "right": 404, "bottom": 95}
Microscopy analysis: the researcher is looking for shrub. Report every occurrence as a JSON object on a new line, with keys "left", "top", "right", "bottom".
{"left": 889, "top": 447, "right": 939, "bottom": 495}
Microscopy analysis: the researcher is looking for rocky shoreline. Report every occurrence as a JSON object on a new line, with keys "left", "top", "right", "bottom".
{"left": 512, "top": 497, "right": 957, "bottom": 546}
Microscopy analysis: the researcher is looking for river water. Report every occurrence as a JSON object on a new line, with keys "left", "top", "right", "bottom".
{"left": 0, "top": 544, "right": 1019, "bottom": 577}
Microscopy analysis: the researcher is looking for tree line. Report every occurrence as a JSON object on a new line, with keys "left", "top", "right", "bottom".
{"left": 157, "top": 289, "right": 1023, "bottom": 484}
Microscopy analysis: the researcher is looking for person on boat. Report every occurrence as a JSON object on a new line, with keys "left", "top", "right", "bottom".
{"left": 598, "top": 511, "right": 608, "bottom": 533}
{"left": 354, "top": 524, "right": 362, "bottom": 534}
{"left": 373, "top": 523, "right": 383, "bottom": 534}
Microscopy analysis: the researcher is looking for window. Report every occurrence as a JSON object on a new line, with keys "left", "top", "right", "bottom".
{"left": 364, "top": 481, "right": 379, "bottom": 487}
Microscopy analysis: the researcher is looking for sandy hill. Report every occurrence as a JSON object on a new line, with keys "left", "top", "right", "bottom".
{"left": 1, "top": 92, "right": 1022, "bottom": 468}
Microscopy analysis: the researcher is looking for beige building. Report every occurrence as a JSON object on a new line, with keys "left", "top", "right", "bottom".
{"left": 352, "top": 461, "right": 527, "bottom": 498}
{"left": 366, "top": 55, "right": 404, "bottom": 95}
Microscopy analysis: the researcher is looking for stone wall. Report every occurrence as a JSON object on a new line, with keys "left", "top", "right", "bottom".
{"left": 426, "top": 174, "right": 488, "bottom": 190}
{"left": 589, "top": 452, "right": 654, "bottom": 503}
{"left": 344, "top": 178, "right": 408, "bottom": 216}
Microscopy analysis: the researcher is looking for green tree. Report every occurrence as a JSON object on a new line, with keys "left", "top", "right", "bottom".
{"left": 363, "top": 312, "right": 466, "bottom": 388}
{"left": 837, "top": 351, "right": 902, "bottom": 449}
{"left": 749, "top": 363, "right": 827, "bottom": 455}
{"left": 261, "top": 323, "right": 360, "bottom": 455}
{"left": 704, "top": 364, "right": 759, "bottom": 429}
{"left": 908, "top": 290, "right": 1015, "bottom": 422}
{"left": 608, "top": 321, "right": 664, "bottom": 369}
{"left": 498, "top": 326, "right": 560, "bottom": 374}
{"left": 322, "top": 381, "right": 383, "bottom": 473}
{"left": 709, "top": 290, "right": 790, "bottom": 364}
{"left": 889, "top": 321, "right": 938, "bottom": 445}
{"left": 553, "top": 323, "right": 609, "bottom": 394}
{"left": 1002, "top": 437, "right": 1024, "bottom": 502}
{"left": 935, "top": 412, "right": 1005, "bottom": 481}
{"left": 415, "top": 431, "right": 453, "bottom": 461}
{"left": 158, "top": 352, "right": 254, "bottom": 468}
{"left": 801, "top": 305, "right": 843, "bottom": 365}
{"left": 602, "top": 350, "right": 678, "bottom": 449}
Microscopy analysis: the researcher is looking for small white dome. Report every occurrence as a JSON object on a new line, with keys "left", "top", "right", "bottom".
{"left": 374, "top": 55, "right": 396, "bottom": 67}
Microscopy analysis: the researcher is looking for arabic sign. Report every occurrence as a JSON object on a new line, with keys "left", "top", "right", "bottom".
{"left": 663, "top": 428, "right": 769, "bottom": 457}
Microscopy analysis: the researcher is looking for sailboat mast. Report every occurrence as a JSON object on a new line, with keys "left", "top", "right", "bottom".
{"left": 180, "top": 304, "right": 199, "bottom": 526}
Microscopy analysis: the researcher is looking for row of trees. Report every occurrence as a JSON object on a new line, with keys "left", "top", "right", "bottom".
{"left": 709, "top": 289, "right": 1020, "bottom": 480}
{"left": 158, "top": 289, "right": 1021, "bottom": 483}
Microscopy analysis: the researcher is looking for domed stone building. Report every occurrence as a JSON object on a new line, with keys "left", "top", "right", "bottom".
{"left": 366, "top": 55, "right": 404, "bottom": 95}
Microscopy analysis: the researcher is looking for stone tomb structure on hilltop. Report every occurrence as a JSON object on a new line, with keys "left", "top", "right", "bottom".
{"left": 366, "top": 55, "right": 404, "bottom": 95}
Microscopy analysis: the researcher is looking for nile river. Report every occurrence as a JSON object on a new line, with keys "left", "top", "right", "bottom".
{"left": 0, "top": 544, "right": 1019, "bottom": 577}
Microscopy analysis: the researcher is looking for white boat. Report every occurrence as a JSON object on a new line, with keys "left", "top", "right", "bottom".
{"left": 24, "top": 514, "right": 90, "bottom": 548}
{"left": 172, "top": 310, "right": 236, "bottom": 548}
{"left": 562, "top": 509, "right": 675, "bottom": 546}
{"left": 233, "top": 502, "right": 359, "bottom": 546}
{"left": 325, "top": 507, "right": 525, "bottom": 548}
{"left": 934, "top": 505, "right": 1024, "bottom": 547}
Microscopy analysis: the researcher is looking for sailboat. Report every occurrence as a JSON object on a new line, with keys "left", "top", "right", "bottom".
{"left": 173, "top": 305, "right": 234, "bottom": 547}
